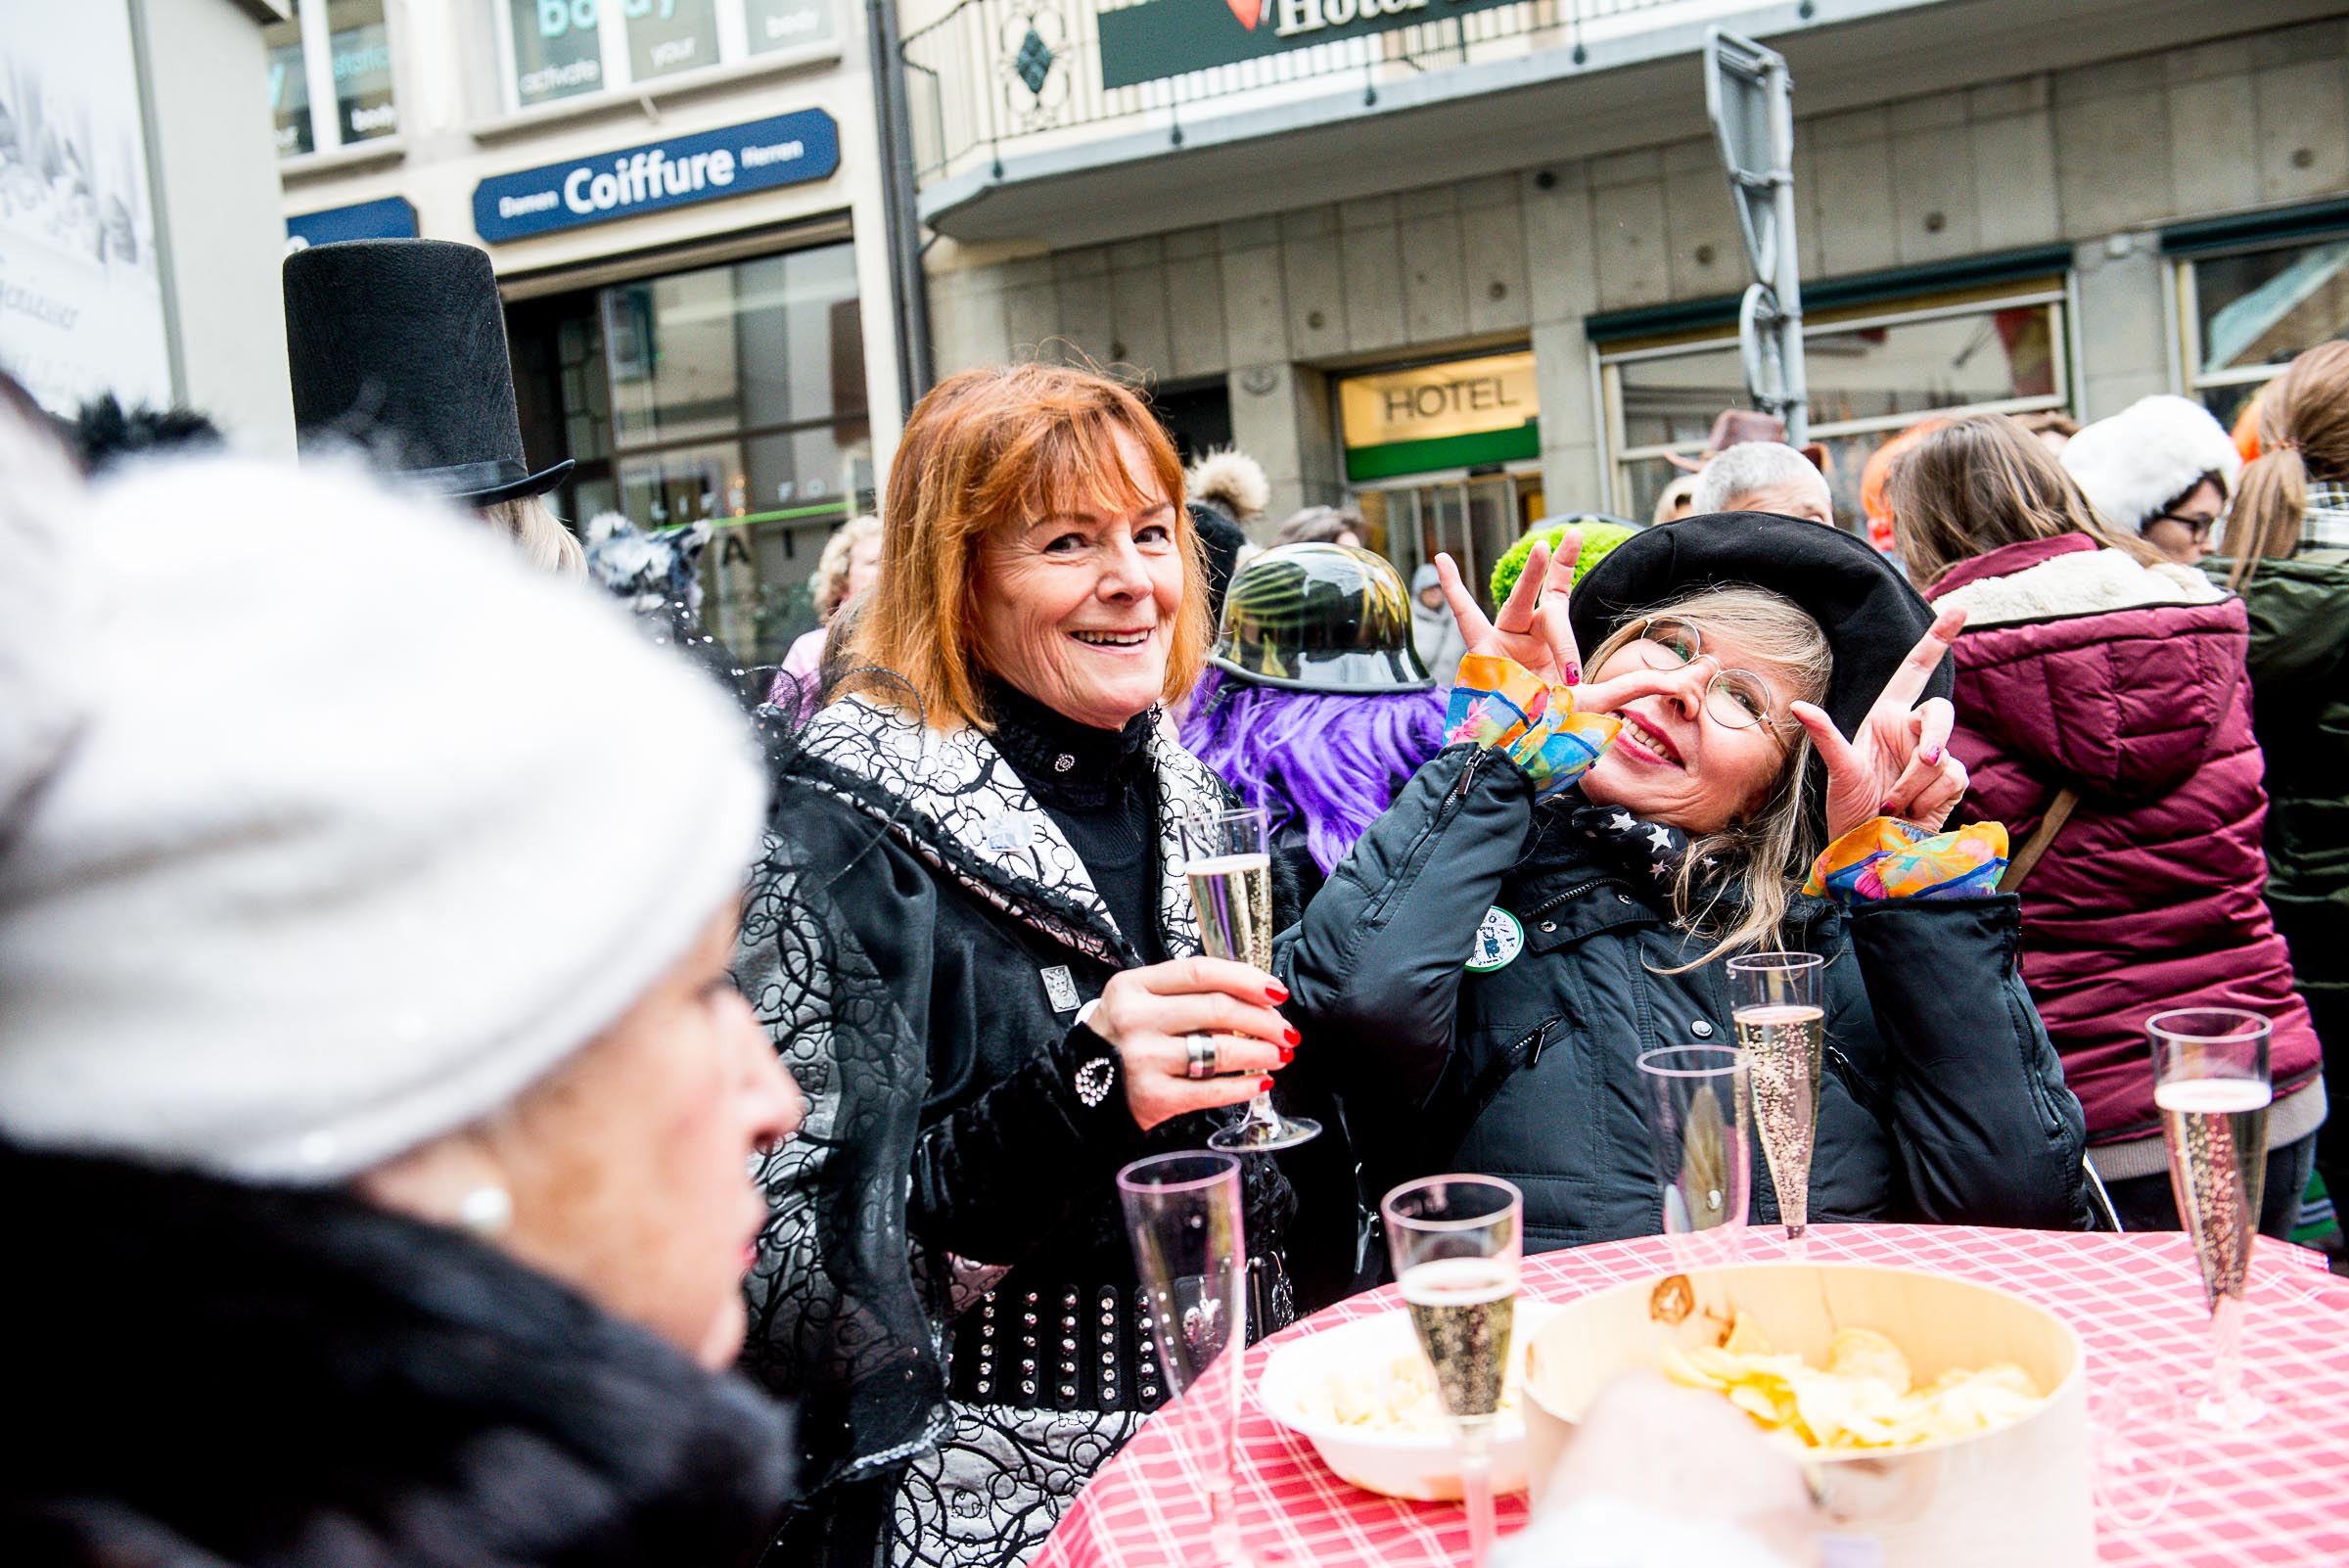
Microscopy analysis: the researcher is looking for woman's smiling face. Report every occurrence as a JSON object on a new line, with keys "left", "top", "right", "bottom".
{"left": 1578, "top": 622, "right": 1797, "bottom": 834}
{"left": 972, "top": 424, "right": 1185, "bottom": 730}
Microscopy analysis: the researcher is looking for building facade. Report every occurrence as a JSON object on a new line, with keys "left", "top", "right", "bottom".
{"left": 275, "top": 0, "right": 904, "bottom": 664}
{"left": 2, "top": 0, "right": 296, "bottom": 446}
{"left": 910, "top": 0, "right": 2349, "bottom": 600}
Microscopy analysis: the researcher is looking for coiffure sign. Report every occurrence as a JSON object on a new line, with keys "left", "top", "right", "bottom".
{"left": 1098, "top": 0, "right": 1519, "bottom": 89}
{"left": 471, "top": 110, "right": 839, "bottom": 244}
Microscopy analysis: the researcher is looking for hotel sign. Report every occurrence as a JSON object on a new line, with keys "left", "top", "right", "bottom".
{"left": 1338, "top": 352, "right": 1541, "bottom": 482}
{"left": 471, "top": 110, "right": 839, "bottom": 244}
{"left": 1098, "top": 0, "right": 1521, "bottom": 90}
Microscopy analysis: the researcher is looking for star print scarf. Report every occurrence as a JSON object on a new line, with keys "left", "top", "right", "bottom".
{"left": 1560, "top": 796, "right": 1693, "bottom": 893}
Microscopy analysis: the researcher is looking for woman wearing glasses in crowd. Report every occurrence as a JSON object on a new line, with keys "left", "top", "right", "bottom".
{"left": 1283, "top": 513, "right": 2091, "bottom": 1251}
{"left": 1891, "top": 413, "right": 2323, "bottom": 1237}
{"left": 2059, "top": 393, "right": 2242, "bottom": 565}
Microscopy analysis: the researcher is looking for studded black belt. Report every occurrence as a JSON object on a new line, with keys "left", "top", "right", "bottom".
{"left": 942, "top": 1257, "right": 1293, "bottom": 1415}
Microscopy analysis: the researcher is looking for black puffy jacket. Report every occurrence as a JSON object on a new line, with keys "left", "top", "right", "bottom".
{"left": 1282, "top": 745, "right": 2093, "bottom": 1252}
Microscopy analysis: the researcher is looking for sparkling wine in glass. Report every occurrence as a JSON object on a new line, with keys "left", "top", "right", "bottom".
{"left": 1727, "top": 950, "right": 1824, "bottom": 1247}
{"left": 1383, "top": 1176, "right": 1523, "bottom": 1568}
{"left": 1119, "top": 1152, "right": 1251, "bottom": 1566}
{"left": 1181, "top": 806, "right": 1318, "bottom": 1153}
{"left": 2149, "top": 1007, "right": 2273, "bottom": 1432}
{"left": 1637, "top": 1045, "right": 1751, "bottom": 1268}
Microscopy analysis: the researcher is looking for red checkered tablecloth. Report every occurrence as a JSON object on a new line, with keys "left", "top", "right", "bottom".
{"left": 1035, "top": 1225, "right": 2349, "bottom": 1568}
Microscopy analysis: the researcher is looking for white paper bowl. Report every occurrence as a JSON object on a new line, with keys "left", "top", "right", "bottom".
{"left": 1257, "top": 1302, "right": 1558, "bottom": 1500}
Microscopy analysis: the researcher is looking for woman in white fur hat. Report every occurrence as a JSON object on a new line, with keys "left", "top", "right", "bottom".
{"left": 2060, "top": 392, "right": 2244, "bottom": 565}
{"left": 0, "top": 387, "right": 805, "bottom": 1566}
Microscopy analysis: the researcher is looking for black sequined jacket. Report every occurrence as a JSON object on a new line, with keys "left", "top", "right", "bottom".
{"left": 735, "top": 694, "right": 1356, "bottom": 1509}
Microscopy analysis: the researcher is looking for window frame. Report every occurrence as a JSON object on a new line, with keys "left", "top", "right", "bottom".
{"left": 489, "top": 0, "right": 839, "bottom": 122}
{"left": 271, "top": 0, "right": 404, "bottom": 165}
{"left": 1594, "top": 281, "right": 2074, "bottom": 515}
{"left": 2169, "top": 226, "right": 2349, "bottom": 414}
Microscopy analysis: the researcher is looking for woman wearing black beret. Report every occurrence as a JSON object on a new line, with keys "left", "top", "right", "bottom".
{"left": 1283, "top": 514, "right": 2093, "bottom": 1249}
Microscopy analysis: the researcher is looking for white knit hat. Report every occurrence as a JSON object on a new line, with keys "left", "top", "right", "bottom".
{"left": 2060, "top": 394, "right": 2243, "bottom": 532}
{"left": 0, "top": 449, "right": 767, "bottom": 1183}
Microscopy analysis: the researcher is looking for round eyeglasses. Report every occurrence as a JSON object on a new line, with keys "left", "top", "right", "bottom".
{"left": 1619, "top": 617, "right": 1785, "bottom": 735}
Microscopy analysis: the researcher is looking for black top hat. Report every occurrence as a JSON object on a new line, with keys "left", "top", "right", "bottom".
{"left": 1569, "top": 513, "right": 1951, "bottom": 740}
{"left": 282, "top": 239, "right": 573, "bottom": 507}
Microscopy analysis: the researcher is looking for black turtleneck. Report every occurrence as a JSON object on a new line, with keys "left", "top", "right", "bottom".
{"left": 985, "top": 679, "right": 1168, "bottom": 966}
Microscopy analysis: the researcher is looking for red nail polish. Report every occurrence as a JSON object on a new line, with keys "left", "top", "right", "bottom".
{"left": 1278, "top": 1046, "right": 1295, "bottom": 1066}
{"left": 1880, "top": 800, "right": 1898, "bottom": 814}
{"left": 1266, "top": 983, "right": 1289, "bottom": 1003}
{"left": 1259, "top": 1076, "right": 1275, "bottom": 1091}
{"left": 1283, "top": 1025, "right": 1301, "bottom": 1046}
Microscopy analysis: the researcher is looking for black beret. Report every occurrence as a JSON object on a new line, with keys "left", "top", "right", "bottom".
{"left": 1567, "top": 512, "right": 1950, "bottom": 739}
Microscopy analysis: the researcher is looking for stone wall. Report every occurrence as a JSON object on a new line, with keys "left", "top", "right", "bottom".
{"left": 925, "top": 19, "right": 2349, "bottom": 522}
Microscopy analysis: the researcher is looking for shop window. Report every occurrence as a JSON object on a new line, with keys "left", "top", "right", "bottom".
{"left": 508, "top": 240, "right": 873, "bottom": 668}
{"left": 2175, "top": 232, "right": 2349, "bottom": 428}
{"left": 267, "top": 0, "right": 398, "bottom": 161}
{"left": 1597, "top": 281, "right": 2069, "bottom": 527}
{"left": 496, "top": 0, "right": 838, "bottom": 116}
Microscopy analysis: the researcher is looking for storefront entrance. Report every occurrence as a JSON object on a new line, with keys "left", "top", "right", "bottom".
{"left": 506, "top": 235, "right": 872, "bottom": 669}
{"left": 1334, "top": 350, "right": 1545, "bottom": 611}
{"left": 1352, "top": 468, "right": 1544, "bottom": 613}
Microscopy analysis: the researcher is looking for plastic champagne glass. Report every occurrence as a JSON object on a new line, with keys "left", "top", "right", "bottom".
{"left": 1180, "top": 806, "right": 1318, "bottom": 1153}
{"left": 1727, "top": 950, "right": 1824, "bottom": 1248}
{"left": 1637, "top": 1045, "right": 1752, "bottom": 1269}
{"left": 1382, "top": 1176, "right": 1523, "bottom": 1567}
{"left": 1119, "top": 1152, "right": 1252, "bottom": 1566}
{"left": 2148, "top": 1007, "right": 2272, "bottom": 1432}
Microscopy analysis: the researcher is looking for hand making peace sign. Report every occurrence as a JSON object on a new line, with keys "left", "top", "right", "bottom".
{"left": 1432, "top": 531, "right": 1679, "bottom": 717}
{"left": 1788, "top": 603, "right": 1971, "bottom": 844}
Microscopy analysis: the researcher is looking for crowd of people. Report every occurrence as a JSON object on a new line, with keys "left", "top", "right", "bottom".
{"left": 2, "top": 234, "right": 2343, "bottom": 1567}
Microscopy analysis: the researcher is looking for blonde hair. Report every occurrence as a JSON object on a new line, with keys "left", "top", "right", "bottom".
{"left": 480, "top": 494, "right": 586, "bottom": 577}
{"left": 1583, "top": 587, "right": 1832, "bottom": 970}
{"left": 847, "top": 363, "right": 1206, "bottom": 730}
{"left": 2226, "top": 342, "right": 2349, "bottom": 590}
{"left": 1885, "top": 413, "right": 2162, "bottom": 588}
{"left": 811, "top": 513, "right": 883, "bottom": 623}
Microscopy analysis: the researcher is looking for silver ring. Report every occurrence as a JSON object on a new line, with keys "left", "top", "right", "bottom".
{"left": 1184, "top": 1035, "right": 1220, "bottom": 1080}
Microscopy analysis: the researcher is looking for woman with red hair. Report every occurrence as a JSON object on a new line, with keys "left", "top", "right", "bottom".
{"left": 738, "top": 364, "right": 1313, "bottom": 1568}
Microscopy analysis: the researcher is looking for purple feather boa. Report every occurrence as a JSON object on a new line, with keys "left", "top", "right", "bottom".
{"left": 1179, "top": 669, "right": 1450, "bottom": 875}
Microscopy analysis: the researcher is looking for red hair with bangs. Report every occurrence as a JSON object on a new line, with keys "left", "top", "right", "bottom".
{"left": 849, "top": 363, "right": 1203, "bottom": 729}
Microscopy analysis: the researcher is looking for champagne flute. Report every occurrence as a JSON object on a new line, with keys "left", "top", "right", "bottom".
{"left": 1119, "top": 1152, "right": 1251, "bottom": 1567}
{"left": 1382, "top": 1176, "right": 1523, "bottom": 1567}
{"left": 1181, "top": 806, "right": 1319, "bottom": 1153}
{"left": 2148, "top": 1007, "right": 2272, "bottom": 1432}
{"left": 1727, "top": 950, "right": 1824, "bottom": 1248}
{"left": 1636, "top": 1045, "right": 1751, "bottom": 1268}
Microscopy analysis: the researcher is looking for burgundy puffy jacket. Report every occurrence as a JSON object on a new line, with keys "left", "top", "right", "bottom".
{"left": 1926, "top": 535, "right": 2322, "bottom": 1153}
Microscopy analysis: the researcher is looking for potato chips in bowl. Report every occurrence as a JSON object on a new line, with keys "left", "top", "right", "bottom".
{"left": 1520, "top": 1263, "right": 2090, "bottom": 1568}
{"left": 1659, "top": 1316, "right": 2046, "bottom": 1453}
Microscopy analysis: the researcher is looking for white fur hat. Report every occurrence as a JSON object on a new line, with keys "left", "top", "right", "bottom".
{"left": 0, "top": 450, "right": 766, "bottom": 1183}
{"left": 2060, "top": 394, "right": 2243, "bottom": 532}
{"left": 1185, "top": 446, "right": 1270, "bottom": 525}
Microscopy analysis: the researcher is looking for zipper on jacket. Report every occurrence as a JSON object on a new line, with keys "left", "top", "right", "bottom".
{"left": 1522, "top": 879, "right": 1608, "bottom": 922}
{"left": 1519, "top": 1016, "right": 1561, "bottom": 1069}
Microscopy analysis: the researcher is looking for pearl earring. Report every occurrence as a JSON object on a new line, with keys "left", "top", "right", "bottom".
{"left": 456, "top": 1183, "right": 514, "bottom": 1238}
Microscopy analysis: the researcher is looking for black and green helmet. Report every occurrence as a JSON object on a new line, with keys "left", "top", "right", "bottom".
{"left": 1211, "top": 543, "right": 1433, "bottom": 693}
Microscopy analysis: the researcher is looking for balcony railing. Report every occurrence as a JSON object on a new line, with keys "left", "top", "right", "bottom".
{"left": 901, "top": 0, "right": 1735, "bottom": 191}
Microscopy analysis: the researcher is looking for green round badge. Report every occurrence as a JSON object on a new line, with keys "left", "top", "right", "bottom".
{"left": 1464, "top": 906, "right": 1525, "bottom": 972}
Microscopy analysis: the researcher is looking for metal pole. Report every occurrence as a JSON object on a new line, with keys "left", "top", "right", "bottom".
{"left": 868, "top": 0, "right": 936, "bottom": 414}
{"left": 1768, "top": 51, "right": 1806, "bottom": 448}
